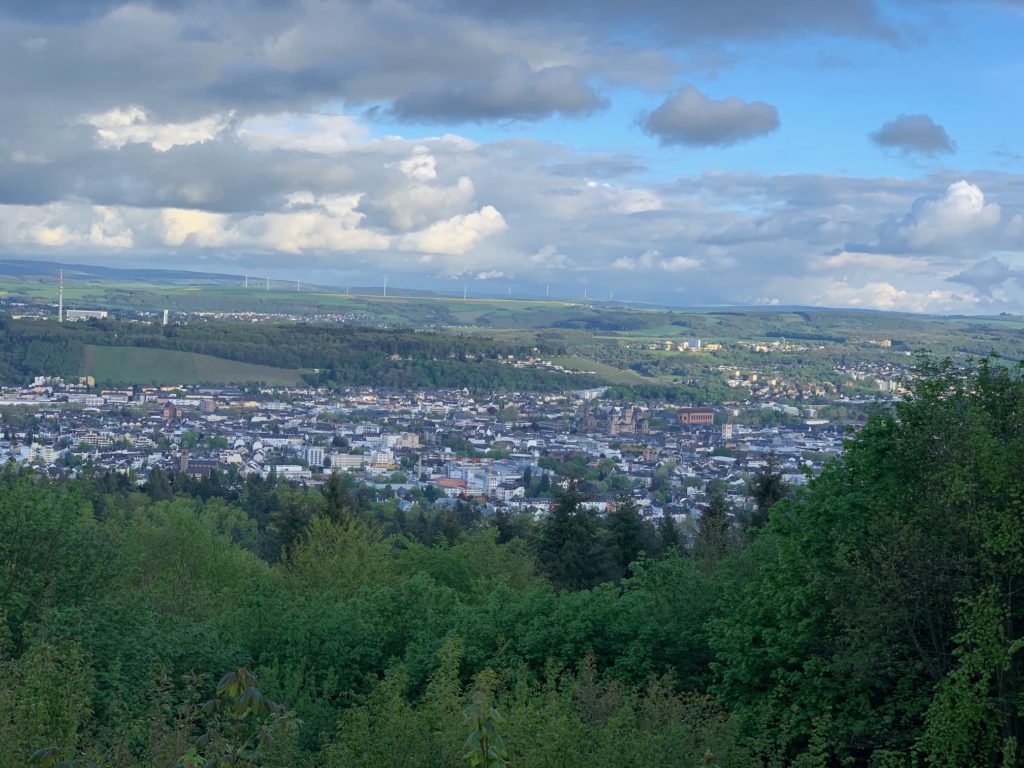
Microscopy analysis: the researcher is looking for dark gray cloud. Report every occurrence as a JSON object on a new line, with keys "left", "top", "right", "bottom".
{"left": 1, "top": 0, "right": 894, "bottom": 41}
{"left": 547, "top": 156, "right": 646, "bottom": 178}
{"left": 640, "top": 86, "right": 779, "bottom": 147}
{"left": 948, "top": 256, "right": 1021, "bottom": 295}
{"left": 870, "top": 114, "right": 956, "bottom": 155}
{"left": 0, "top": 130, "right": 370, "bottom": 212}
{"left": 0, "top": 0, "right": 616, "bottom": 132}
{"left": 0, "top": 0, "right": 909, "bottom": 151}
{"left": 0, "top": 0, "right": 295, "bottom": 23}
{"left": 205, "top": 62, "right": 359, "bottom": 109}
{"left": 389, "top": 59, "right": 606, "bottom": 122}
{"left": 424, "top": 0, "right": 891, "bottom": 42}
{"left": 0, "top": 0, "right": 133, "bottom": 23}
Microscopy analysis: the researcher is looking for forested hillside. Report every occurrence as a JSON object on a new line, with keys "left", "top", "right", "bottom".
{"left": 0, "top": 318, "right": 83, "bottom": 382}
{"left": 0, "top": 316, "right": 593, "bottom": 390}
{"left": 1, "top": 359, "right": 1022, "bottom": 766}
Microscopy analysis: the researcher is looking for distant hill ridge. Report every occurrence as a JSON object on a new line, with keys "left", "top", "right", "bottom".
{"left": 0, "top": 258, "right": 488, "bottom": 299}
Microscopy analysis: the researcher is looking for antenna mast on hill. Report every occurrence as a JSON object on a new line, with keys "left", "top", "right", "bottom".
{"left": 58, "top": 268, "right": 63, "bottom": 323}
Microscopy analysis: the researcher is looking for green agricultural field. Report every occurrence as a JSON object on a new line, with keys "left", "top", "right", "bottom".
{"left": 81, "top": 344, "right": 304, "bottom": 386}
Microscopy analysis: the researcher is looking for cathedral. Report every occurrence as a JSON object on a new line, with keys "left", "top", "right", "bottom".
{"left": 577, "top": 402, "right": 650, "bottom": 436}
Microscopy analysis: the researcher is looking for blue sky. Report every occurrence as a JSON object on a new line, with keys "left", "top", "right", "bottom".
{"left": 1, "top": 0, "right": 1024, "bottom": 311}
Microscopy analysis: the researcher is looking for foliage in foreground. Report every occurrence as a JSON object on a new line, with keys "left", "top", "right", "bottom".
{"left": 2, "top": 358, "right": 1024, "bottom": 766}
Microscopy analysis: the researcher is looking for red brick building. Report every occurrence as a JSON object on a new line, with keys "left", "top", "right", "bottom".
{"left": 677, "top": 408, "right": 715, "bottom": 425}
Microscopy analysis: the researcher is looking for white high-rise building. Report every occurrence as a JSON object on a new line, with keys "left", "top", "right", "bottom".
{"left": 305, "top": 446, "right": 325, "bottom": 468}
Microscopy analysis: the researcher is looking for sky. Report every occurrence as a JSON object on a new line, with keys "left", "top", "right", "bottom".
{"left": 2, "top": 0, "right": 1024, "bottom": 312}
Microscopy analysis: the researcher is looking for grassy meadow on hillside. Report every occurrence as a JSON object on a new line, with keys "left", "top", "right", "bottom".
{"left": 81, "top": 345, "right": 305, "bottom": 386}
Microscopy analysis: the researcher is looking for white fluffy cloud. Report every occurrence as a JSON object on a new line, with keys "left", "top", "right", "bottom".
{"left": 83, "top": 107, "right": 231, "bottom": 152}
{"left": 818, "top": 250, "right": 931, "bottom": 274}
{"left": 399, "top": 205, "right": 507, "bottom": 255}
{"left": 160, "top": 208, "right": 234, "bottom": 248}
{"left": 382, "top": 176, "right": 477, "bottom": 232}
{"left": 811, "top": 280, "right": 979, "bottom": 313}
{"left": 529, "top": 245, "right": 572, "bottom": 268}
{"left": 88, "top": 205, "right": 134, "bottom": 248}
{"left": 160, "top": 196, "right": 394, "bottom": 254}
{"left": 397, "top": 148, "right": 440, "bottom": 181}
{"left": 607, "top": 186, "right": 663, "bottom": 214}
{"left": 884, "top": 180, "right": 1001, "bottom": 251}
{"left": 612, "top": 249, "right": 701, "bottom": 271}
{"left": 237, "top": 113, "right": 367, "bottom": 154}
{"left": 366, "top": 147, "right": 481, "bottom": 231}
{"left": 0, "top": 203, "right": 134, "bottom": 249}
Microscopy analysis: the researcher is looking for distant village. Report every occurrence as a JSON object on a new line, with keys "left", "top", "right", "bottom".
{"left": 0, "top": 373, "right": 891, "bottom": 530}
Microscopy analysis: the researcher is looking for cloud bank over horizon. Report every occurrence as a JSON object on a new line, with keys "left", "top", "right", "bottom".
{"left": 1, "top": 0, "right": 1024, "bottom": 313}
